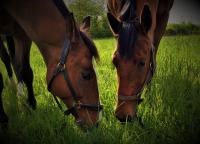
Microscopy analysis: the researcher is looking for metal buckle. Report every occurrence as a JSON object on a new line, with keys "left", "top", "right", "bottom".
{"left": 57, "top": 62, "right": 65, "bottom": 69}
{"left": 76, "top": 100, "right": 82, "bottom": 109}
{"left": 57, "top": 62, "right": 66, "bottom": 72}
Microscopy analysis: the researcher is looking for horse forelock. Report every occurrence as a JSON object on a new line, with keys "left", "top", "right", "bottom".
{"left": 53, "top": 0, "right": 70, "bottom": 20}
{"left": 118, "top": 22, "right": 138, "bottom": 59}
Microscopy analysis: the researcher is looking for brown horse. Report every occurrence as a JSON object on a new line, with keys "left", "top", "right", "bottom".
{"left": 107, "top": 0, "right": 174, "bottom": 122}
{"left": 0, "top": 0, "right": 102, "bottom": 129}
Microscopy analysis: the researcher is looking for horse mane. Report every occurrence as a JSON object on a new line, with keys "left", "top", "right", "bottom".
{"left": 80, "top": 31, "right": 99, "bottom": 61}
{"left": 53, "top": 0, "right": 99, "bottom": 60}
{"left": 52, "top": 0, "right": 70, "bottom": 20}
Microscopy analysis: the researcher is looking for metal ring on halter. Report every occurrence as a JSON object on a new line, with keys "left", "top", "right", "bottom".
{"left": 57, "top": 62, "right": 65, "bottom": 69}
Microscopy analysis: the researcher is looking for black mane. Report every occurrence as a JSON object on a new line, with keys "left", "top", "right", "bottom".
{"left": 52, "top": 0, "right": 70, "bottom": 20}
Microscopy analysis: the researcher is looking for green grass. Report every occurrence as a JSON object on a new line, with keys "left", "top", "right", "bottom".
{"left": 0, "top": 35, "right": 200, "bottom": 144}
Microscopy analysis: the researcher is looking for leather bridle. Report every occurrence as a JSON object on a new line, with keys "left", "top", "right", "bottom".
{"left": 118, "top": 20, "right": 156, "bottom": 104}
{"left": 47, "top": 38, "right": 103, "bottom": 116}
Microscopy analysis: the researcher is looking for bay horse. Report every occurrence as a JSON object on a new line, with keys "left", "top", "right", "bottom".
{"left": 107, "top": 0, "right": 174, "bottom": 122}
{"left": 0, "top": 0, "right": 102, "bottom": 129}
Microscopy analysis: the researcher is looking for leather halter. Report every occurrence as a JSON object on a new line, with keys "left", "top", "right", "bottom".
{"left": 118, "top": 0, "right": 156, "bottom": 103}
{"left": 48, "top": 38, "right": 103, "bottom": 116}
{"left": 118, "top": 44, "right": 156, "bottom": 103}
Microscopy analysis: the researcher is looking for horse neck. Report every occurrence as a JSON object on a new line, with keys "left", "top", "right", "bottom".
{"left": 38, "top": 19, "right": 75, "bottom": 69}
{"left": 3, "top": 0, "right": 74, "bottom": 85}
{"left": 37, "top": 41, "right": 66, "bottom": 84}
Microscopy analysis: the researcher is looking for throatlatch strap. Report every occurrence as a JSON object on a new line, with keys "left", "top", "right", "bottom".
{"left": 60, "top": 38, "right": 70, "bottom": 65}
{"left": 52, "top": 0, "right": 70, "bottom": 20}
{"left": 52, "top": 94, "right": 64, "bottom": 112}
{"left": 47, "top": 38, "right": 70, "bottom": 91}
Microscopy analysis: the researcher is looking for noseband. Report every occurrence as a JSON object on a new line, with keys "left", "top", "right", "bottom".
{"left": 48, "top": 38, "right": 103, "bottom": 116}
{"left": 118, "top": 43, "right": 156, "bottom": 104}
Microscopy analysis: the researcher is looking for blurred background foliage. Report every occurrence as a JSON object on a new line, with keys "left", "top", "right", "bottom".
{"left": 64, "top": 0, "right": 200, "bottom": 38}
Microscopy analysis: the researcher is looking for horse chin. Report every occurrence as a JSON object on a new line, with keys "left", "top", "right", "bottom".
{"left": 75, "top": 119, "right": 91, "bottom": 132}
{"left": 74, "top": 111, "right": 101, "bottom": 131}
{"left": 75, "top": 119, "right": 99, "bottom": 132}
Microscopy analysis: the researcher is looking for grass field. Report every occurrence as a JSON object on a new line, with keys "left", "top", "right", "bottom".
{"left": 0, "top": 35, "right": 200, "bottom": 144}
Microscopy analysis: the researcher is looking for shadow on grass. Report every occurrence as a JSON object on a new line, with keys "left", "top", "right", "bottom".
{"left": 139, "top": 72, "right": 200, "bottom": 144}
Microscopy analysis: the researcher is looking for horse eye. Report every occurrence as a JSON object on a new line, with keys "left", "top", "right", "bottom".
{"left": 81, "top": 71, "right": 92, "bottom": 80}
{"left": 138, "top": 60, "right": 146, "bottom": 67}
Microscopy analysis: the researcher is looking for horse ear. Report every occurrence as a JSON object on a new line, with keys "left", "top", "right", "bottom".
{"left": 107, "top": 13, "right": 121, "bottom": 36}
{"left": 141, "top": 5, "right": 152, "bottom": 33}
{"left": 80, "top": 16, "right": 91, "bottom": 34}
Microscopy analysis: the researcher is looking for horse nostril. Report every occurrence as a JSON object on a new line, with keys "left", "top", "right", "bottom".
{"left": 95, "top": 122, "right": 99, "bottom": 128}
{"left": 76, "top": 119, "right": 85, "bottom": 127}
{"left": 116, "top": 115, "right": 134, "bottom": 123}
{"left": 138, "top": 116, "right": 144, "bottom": 127}
{"left": 127, "top": 115, "right": 134, "bottom": 122}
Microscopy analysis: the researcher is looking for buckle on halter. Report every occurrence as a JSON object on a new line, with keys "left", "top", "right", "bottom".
{"left": 76, "top": 100, "right": 82, "bottom": 109}
{"left": 57, "top": 62, "right": 66, "bottom": 71}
